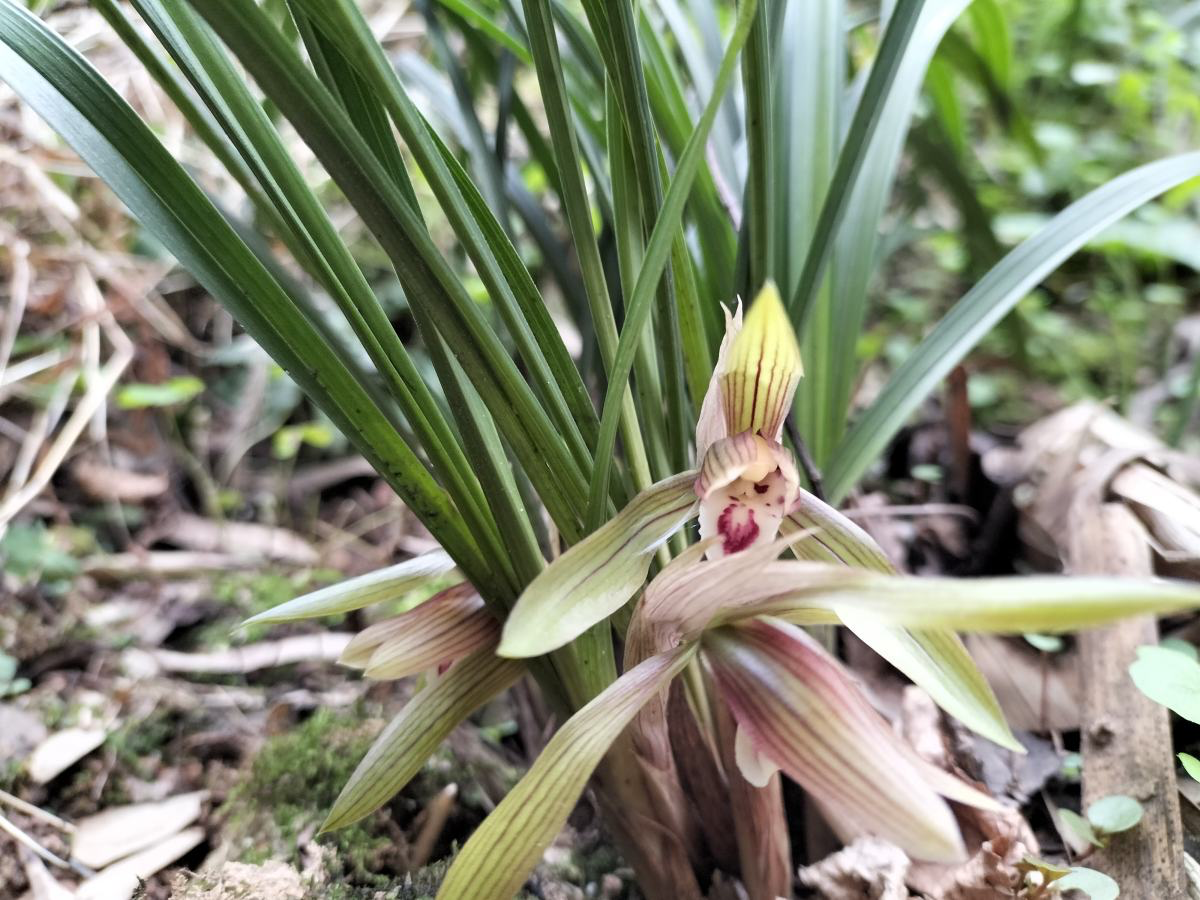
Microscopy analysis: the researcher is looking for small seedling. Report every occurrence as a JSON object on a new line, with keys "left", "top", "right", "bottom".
{"left": 1129, "top": 645, "right": 1200, "bottom": 723}
{"left": 1020, "top": 857, "right": 1119, "bottom": 900}
{"left": 1179, "top": 752, "right": 1200, "bottom": 784}
{"left": 0, "top": 653, "right": 30, "bottom": 698}
{"left": 1059, "top": 794, "right": 1143, "bottom": 849}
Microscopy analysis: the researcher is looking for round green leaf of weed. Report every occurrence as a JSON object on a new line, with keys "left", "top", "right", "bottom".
{"left": 1128, "top": 645, "right": 1200, "bottom": 723}
{"left": 1086, "top": 794, "right": 1142, "bottom": 834}
{"left": 1180, "top": 753, "right": 1200, "bottom": 784}
{"left": 1024, "top": 633, "right": 1064, "bottom": 653}
{"left": 1160, "top": 637, "right": 1199, "bottom": 661}
{"left": 1058, "top": 808, "right": 1099, "bottom": 847}
{"left": 1055, "top": 867, "right": 1118, "bottom": 900}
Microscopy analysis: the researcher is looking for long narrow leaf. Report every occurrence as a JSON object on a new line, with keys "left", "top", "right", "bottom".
{"left": 0, "top": 3, "right": 489, "bottom": 588}
{"left": 585, "top": 0, "right": 759, "bottom": 528}
{"left": 829, "top": 151, "right": 1200, "bottom": 501}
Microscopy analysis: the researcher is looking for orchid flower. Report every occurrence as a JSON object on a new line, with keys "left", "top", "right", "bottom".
{"left": 433, "top": 283, "right": 1200, "bottom": 898}
{"left": 249, "top": 284, "right": 1200, "bottom": 899}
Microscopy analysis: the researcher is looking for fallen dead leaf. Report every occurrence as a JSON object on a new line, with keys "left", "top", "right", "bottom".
{"left": 75, "top": 827, "right": 204, "bottom": 900}
{"left": 159, "top": 514, "right": 318, "bottom": 565}
{"left": 907, "top": 830, "right": 1029, "bottom": 899}
{"left": 28, "top": 727, "right": 107, "bottom": 784}
{"left": 796, "top": 837, "right": 911, "bottom": 899}
{"left": 83, "top": 552, "right": 263, "bottom": 580}
{"left": 20, "top": 848, "right": 74, "bottom": 900}
{"left": 170, "top": 861, "right": 308, "bottom": 900}
{"left": 72, "top": 791, "right": 207, "bottom": 869}
{"left": 122, "top": 633, "right": 353, "bottom": 676}
{"left": 964, "top": 635, "right": 1081, "bottom": 731}
{"left": 0, "top": 703, "right": 48, "bottom": 763}
{"left": 71, "top": 457, "right": 168, "bottom": 503}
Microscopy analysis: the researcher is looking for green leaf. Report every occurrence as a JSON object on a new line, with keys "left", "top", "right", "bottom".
{"left": 1157, "top": 637, "right": 1197, "bottom": 661}
{"left": 0, "top": 1, "right": 490, "bottom": 589}
{"left": 1058, "top": 808, "right": 1101, "bottom": 848}
{"left": 115, "top": 376, "right": 204, "bottom": 409}
{"left": 1179, "top": 752, "right": 1200, "bottom": 783}
{"left": 829, "top": 152, "right": 1200, "bottom": 502}
{"left": 322, "top": 649, "right": 524, "bottom": 832}
{"left": 272, "top": 422, "right": 334, "bottom": 460}
{"left": 1129, "top": 644, "right": 1200, "bottom": 723}
{"left": 499, "top": 472, "right": 699, "bottom": 658}
{"left": 242, "top": 552, "right": 458, "bottom": 625}
{"left": 1086, "top": 795, "right": 1143, "bottom": 836}
{"left": 1055, "top": 867, "right": 1120, "bottom": 900}
{"left": 584, "top": 0, "right": 759, "bottom": 529}
{"left": 437, "top": 645, "right": 695, "bottom": 899}
{"left": 1024, "top": 633, "right": 1065, "bottom": 653}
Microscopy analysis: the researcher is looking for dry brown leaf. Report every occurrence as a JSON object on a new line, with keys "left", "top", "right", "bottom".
{"left": 963, "top": 634, "right": 1081, "bottom": 731}
{"left": 27, "top": 727, "right": 107, "bottom": 784}
{"left": 170, "top": 862, "right": 308, "bottom": 900}
{"left": 83, "top": 552, "right": 263, "bottom": 580}
{"left": 71, "top": 457, "right": 168, "bottom": 503}
{"left": 72, "top": 791, "right": 207, "bottom": 869}
{"left": 159, "top": 514, "right": 317, "bottom": 565}
{"left": 796, "top": 837, "right": 911, "bottom": 899}
{"left": 0, "top": 703, "right": 48, "bottom": 763}
{"left": 906, "top": 821, "right": 1032, "bottom": 899}
{"left": 123, "top": 633, "right": 353, "bottom": 676}
{"left": 20, "top": 848, "right": 74, "bottom": 900}
{"left": 75, "top": 827, "right": 204, "bottom": 900}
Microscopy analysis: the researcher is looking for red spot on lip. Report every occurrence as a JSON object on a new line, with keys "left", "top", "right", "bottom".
{"left": 718, "top": 502, "right": 759, "bottom": 553}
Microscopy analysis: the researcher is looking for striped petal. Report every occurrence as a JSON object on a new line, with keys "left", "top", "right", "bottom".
{"left": 704, "top": 618, "right": 968, "bottom": 863}
{"left": 499, "top": 472, "right": 698, "bottom": 658}
{"left": 339, "top": 583, "right": 497, "bottom": 680}
{"left": 242, "top": 550, "right": 457, "bottom": 625}
{"left": 695, "top": 301, "right": 743, "bottom": 457}
{"left": 780, "top": 494, "right": 1018, "bottom": 750}
{"left": 322, "top": 649, "right": 524, "bottom": 831}
{"left": 437, "top": 645, "right": 696, "bottom": 900}
{"left": 720, "top": 281, "right": 803, "bottom": 442}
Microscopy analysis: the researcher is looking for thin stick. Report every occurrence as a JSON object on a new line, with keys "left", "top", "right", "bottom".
{"left": 409, "top": 783, "right": 457, "bottom": 870}
{"left": 0, "top": 811, "right": 74, "bottom": 872}
{"left": 0, "top": 790, "right": 75, "bottom": 834}
{"left": 0, "top": 332, "right": 131, "bottom": 534}
{"left": 785, "top": 418, "right": 826, "bottom": 502}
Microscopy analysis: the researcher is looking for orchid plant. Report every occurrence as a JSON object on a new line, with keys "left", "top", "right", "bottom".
{"left": 8, "top": 0, "right": 1200, "bottom": 896}
{"left": 248, "top": 284, "right": 1200, "bottom": 899}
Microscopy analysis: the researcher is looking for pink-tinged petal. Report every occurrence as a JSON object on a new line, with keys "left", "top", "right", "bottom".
{"left": 720, "top": 281, "right": 803, "bottom": 443}
{"left": 695, "top": 301, "right": 743, "bottom": 458}
{"left": 696, "top": 436, "right": 800, "bottom": 559}
{"left": 704, "top": 617, "right": 967, "bottom": 863}
{"left": 339, "top": 583, "right": 496, "bottom": 679}
{"left": 734, "top": 724, "right": 779, "bottom": 788}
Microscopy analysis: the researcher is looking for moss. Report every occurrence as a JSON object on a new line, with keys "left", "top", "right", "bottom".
{"left": 221, "top": 708, "right": 394, "bottom": 885}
